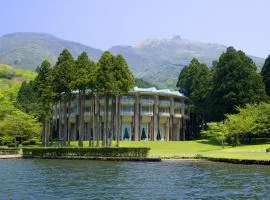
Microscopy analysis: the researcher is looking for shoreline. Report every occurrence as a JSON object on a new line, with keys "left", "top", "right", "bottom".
{"left": 1, "top": 154, "right": 270, "bottom": 165}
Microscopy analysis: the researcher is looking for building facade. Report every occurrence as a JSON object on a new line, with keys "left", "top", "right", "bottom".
{"left": 53, "top": 87, "right": 189, "bottom": 141}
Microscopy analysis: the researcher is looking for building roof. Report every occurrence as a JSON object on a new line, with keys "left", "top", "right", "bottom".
{"left": 132, "top": 87, "right": 184, "bottom": 97}
{"left": 71, "top": 87, "right": 185, "bottom": 98}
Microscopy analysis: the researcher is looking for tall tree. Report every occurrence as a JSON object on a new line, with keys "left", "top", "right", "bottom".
{"left": 96, "top": 51, "right": 115, "bottom": 147}
{"left": 52, "top": 49, "right": 75, "bottom": 145}
{"left": 35, "top": 60, "right": 54, "bottom": 146}
{"left": 111, "top": 55, "right": 134, "bottom": 146}
{"left": 261, "top": 55, "right": 270, "bottom": 96}
{"left": 70, "top": 52, "right": 96, "bottom": 147}
{"left": 176, "top": 58, "right": 212, "bottom": 138}
{"left": 210, "top": 47, "right": 265, "bottom": 121}
{"left": 96, "top": 52, "right": 134, "bottom": 147}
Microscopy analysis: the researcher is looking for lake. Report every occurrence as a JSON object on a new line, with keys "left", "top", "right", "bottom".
{"left": 0, "top": 159, "right": 269, "bottom": 199}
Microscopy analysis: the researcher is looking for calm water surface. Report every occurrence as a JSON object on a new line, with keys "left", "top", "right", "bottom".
{"left": 0, "top": 159, "right": 270, "bottom": 199}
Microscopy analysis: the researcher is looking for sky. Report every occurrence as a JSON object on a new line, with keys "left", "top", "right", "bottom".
{"left": 1, "top": 0, "right": 270, "bottom": 58}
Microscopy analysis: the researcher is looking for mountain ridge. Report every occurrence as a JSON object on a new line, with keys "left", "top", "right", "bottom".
{"left": 0, "top": 32, "right": 265, "bottom": 88}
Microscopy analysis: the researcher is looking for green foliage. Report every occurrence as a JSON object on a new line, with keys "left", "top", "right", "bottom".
{"left": 201, "top": 122, "right": 228, "bottom": 146}
{"left": 202, "top": 103, "right": 270, "bottom": 146}
{"left": 0, "top": 109, "right": 41, "bottom": 141}
{"left": 22, "top": 147, "right": 150, "bottom": 158}
{"left": 35, "top": 60, "right": 54, "bottom": 118}
{"left": 261, "top": 55, "right": 270, "bottom": 96}
{"left": 210, "top": 47, "right": 266, "bottom": 120}
{"left": 177, "top": 58, "right": 212, "bottom": 111}
{"left": 0, "top": 86, "right": 41, "bottom": 145}
{"left": 135, "top": 78, "right": 157, "bottom": 88}
{"left": 52, "top": 49, "right": 75, "bottom": 99}
{"left": 71, "top": 52, "right": 96, "bottom": 91}
{"left": 0, "top": 64, "right": 14, "bottom": 79}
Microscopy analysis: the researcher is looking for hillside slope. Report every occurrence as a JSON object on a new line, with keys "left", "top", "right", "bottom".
{"left": 0, "top": 64, "right": 36, "bottom": 88}
{"left": 109, "top": 37, "right": 265, "bottom": 88}
{"left": 0, "top": 33, "right": 103, "bottom": 70}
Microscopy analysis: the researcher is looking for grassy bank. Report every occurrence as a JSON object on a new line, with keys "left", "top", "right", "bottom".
{"left": 4, "top": 140, "right": 269, "bottom": 161}
{"left": 119, "top": 140, "right": 270, "bottom": 160}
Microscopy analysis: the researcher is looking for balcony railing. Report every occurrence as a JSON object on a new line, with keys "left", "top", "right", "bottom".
{"left": 174, "top": 113, "right": 182, "bottom": 118}
{"left": 140, "top": 111, "right": 153, "bottom": 116}
{"left": 174, "top": 102, "right": 184, "bottom": 108}
{"left": 120, "top": 98, "right": 135, "bottom": 105}
{"left": 69, "top": 112, "right": 77, "bottom": 118}
{"left": 120, "top": 111, "right": 134, "bottom": 116}
{"left": 159, "top": 100, "right": 170, "bottom": 107}
{"left": 140, "top": 99, "right": 154, "bottom": 105}
{"left": 84, "top": 112, "right": 92, "bottom": 116}
{"left": 100, "top": 111, "right": 111, "bottom": 116}
{"left": 159, "top": 112, "right": 170, "bottom": 117}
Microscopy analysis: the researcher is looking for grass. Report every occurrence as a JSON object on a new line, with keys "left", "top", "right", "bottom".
{"left": 18, "top": 140, "right": 270, "bottom": 161}
{"left": 118, "top": 140, "right": 224, "bottom": 158}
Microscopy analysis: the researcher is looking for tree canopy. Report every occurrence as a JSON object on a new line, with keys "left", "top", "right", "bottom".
{"left": 210, "top": 47, "right": 265, "bottom": 120}
{"left": 261, "top": 55, "right": 270, "bottom": 96}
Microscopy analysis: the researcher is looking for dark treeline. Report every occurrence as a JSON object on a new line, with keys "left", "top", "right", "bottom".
{"left": 17, "top": 49, "right": 134, "bottom": 147}
{"left": 176, "top": 47, "right": 270, "bottom": 144}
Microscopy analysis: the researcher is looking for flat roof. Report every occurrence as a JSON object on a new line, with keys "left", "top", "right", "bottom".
{"left": 71, "top": 87, "right": 185, "bottom": 98}
{"left": 131, "top": 87, "right": 184, "bottom": 97}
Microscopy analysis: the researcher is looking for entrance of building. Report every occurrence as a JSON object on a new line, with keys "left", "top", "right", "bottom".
{"left": 140, "top": 123, "right": 148, "bottom": 140}
{"left": 122, "top": 123, "right": 131, "bottom": 140}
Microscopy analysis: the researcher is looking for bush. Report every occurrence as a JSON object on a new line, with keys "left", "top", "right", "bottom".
{"left": 22, "top": 141, "right": 30, "bottom": 146}
{"left": 22, "top": 147, "right": 150, "bottom": 158}
{"left": 29, "top": 139, "right": 36, "bottom": 145}
{"left": 266, "top": 148, "right": 270, "bottom": 152}
{"left": 7, "top": 143, "right": 17, "bottom": 147}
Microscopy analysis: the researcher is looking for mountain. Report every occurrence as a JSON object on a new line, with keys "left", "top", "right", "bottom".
{"left": 0, "top": 32, "right": 103, "bottom": 70}
{"left": 109, "top": 36, "right": 265, "bottom": 88}
{"left": 0, "top": 33, "right": 265, "bottom": 88}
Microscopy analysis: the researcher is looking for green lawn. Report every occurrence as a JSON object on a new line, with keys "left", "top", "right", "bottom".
{"left": 24, "top": 140, "right": 270, "bottom": 160}
{"left": 118, "top": 140, "right": 224, "bottom": 158}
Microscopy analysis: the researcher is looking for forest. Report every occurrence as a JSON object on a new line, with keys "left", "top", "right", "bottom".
{"left": 177, "top": 47, "right": 270, "bottom": 145}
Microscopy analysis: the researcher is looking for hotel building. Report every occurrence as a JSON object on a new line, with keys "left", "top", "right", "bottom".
{"left": 53, "top": 87, "right": 189, "bottom": 141}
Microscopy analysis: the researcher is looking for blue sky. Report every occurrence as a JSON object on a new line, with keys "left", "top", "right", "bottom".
{"left": 1, "top": 0, "right": 269, "bottom": 57}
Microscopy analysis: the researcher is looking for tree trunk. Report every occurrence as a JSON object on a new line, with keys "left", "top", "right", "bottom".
{"left": 58, "top": 101, "right": 62, "bottom": 141}
{"left": 96, "top": 95, "right": 100, "bottom": 147}
{"left": 42, "top": 119, "right": 46, "bottom": 146}
{"left": 78, "top": 90, "right": 85, "bottom": 147}
{"left": 90, "top": 93, "right": 95, "bottom": 147}
{"left": 104, "top": 95, "right": 109, "bottom": 147}
{"left": 63, "top": 97, "right": 68, "bottom": 146}
{"left": 116, "top": 95, "right": 120, "bottom": 147}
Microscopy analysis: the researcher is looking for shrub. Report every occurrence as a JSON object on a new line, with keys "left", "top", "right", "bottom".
{"left": 29, "top": 139, "right": 36, "bottom": 145}
{"left": 22, "top": 147, "right": 150, "bottom": 158}
{"left": 266, "top": 148, "right": 270, "bottom": 152}
{"left": 22, "top": 141, "right": 30, "bottom": 146}
{"left": 7, "top": 143, "right": 16, "bottom": 147}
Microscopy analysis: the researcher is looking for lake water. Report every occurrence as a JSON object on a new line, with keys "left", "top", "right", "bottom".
{"left": 0, "top": 159, "right": 270, "bottom": 199}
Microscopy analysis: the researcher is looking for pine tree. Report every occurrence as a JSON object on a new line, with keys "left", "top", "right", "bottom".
{"left": 210, "top": 47, "right": 265, "bottom": 121}
{"left": 34, "top": 60, "right": 54, "bottom": 146}
{"left": 70, "top": 52, "right": 96, "bottom": 147}
{"left": 261, "top": 55, "right": 270, "bottom": 96}
{"left": 52, "top": 49, "right": 75, "bottom": 145}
